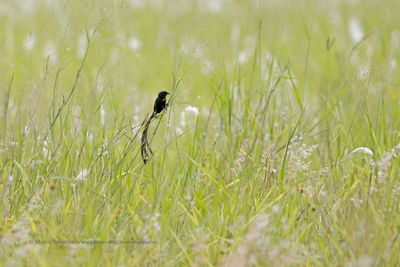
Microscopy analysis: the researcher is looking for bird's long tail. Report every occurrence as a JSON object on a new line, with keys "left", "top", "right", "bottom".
{"left": 140, "top": 112, "right": 156, "bottom": 164}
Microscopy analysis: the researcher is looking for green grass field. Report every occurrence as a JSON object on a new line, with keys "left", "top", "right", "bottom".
{"left": 1, "top": 0, "right": 400, "bottom": 266}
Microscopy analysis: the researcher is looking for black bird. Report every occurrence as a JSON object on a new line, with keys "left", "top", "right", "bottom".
{"left": 141, "top": 91, "right": 170, "bottom": 164}
{"left": 151, "top": 91, "right": 170, "bottom": 119}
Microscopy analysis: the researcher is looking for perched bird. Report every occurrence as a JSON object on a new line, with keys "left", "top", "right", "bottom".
{"left": 141, "top": 91, "right": 170, "bottom": 164}
{"left": 151, "top": 91, "right": 170, "bottom": 119}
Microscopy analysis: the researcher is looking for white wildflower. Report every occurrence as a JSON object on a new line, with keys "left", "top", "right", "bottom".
{"left": 190, "top": 46, "right": 202, "bottom": 59}
{"left": 86, "top": 132, "right": 94, "bottom": 142}
{"left": 320, "top": 188, "right": 327, "bottom": 198}
{"left": 180, "top": 105, "right": 199, "bottom": 127}
{"left": 232, "top": 141, "right": 248, "bottom": 175}
{"left": 128, "top": 37, "right": 142, "bottom": 53}
{"left": 357, "top": 63, "right": 370, "bottom": 80}
{"left": 350, "top": 147, "right": 374, "bottom": 156}
{"left": 286, "top": 138, "right": 318, "bottom": 178}
{"left": 9, "top": 141, "right": 18, "bottom": 146}
{"left": 23, "top": 34, "right": 35, "bottom": 52}
{"left": 97, "top": 143, "right": 109, "bottom": 158}
{"left": 318, "top": 167, "right": 329, "bottom": 176}
{"left": 175, "top": 127, "right": 183, "bottom": 135}
{"left": 77, "top": 34, "right": 87, "bottom": 58}
{"left": 377, "top": 143, "right": 400, "bottom": 183}
{"left": 369, "top": 186, "right": 378, "bottom": 196}
{"left": 43, "top": 42, "right": 57, "bottom": 63}
{"left": 42, "top": 138, "right": 51, "bottom": 160}
{"left": 206, "top": 0, "right": 222, "bottom": 13}
{"left": 24, "top": 126, "right": 30, "bottom": 136}
{"left": 350, "top": 197, "right": 363, "bottom": 208}
{"left": 388, "top": 56, "right": 397, "bottom": 72}
{"left": 153, "top": 221, "right": 161, "bottom": 232}
{"left": 238, "top": 50, "right": 249, "bottom": 64}
{"left": 183, "top": 105, "right": 199, "bottom": 115}
{"left": 272, "top": 204, "right": 280, "bottom": 213}
{"left": 100, "top": 106, "right": 106, "bottom": 127}
{"left": 348, "top": 18, "right": 364, "bottom": 43}
{"left": 302, "top": 185, "right": 315, "bottom": 198}
{"left": 72, "top": 106, "right": 82, "bottom": 134}
{"left": 95, "top": 74, "right": 105, "bottom": 94}
{"left": 75, "top": 169, "right": 88, "bottom": 182}
{"left": 202, "top": 60, "right": 213, "bottom": 75}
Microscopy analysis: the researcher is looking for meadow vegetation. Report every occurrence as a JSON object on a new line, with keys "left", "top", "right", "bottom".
{"left": 1, "top": 0, "right": 400, "bottom": 266}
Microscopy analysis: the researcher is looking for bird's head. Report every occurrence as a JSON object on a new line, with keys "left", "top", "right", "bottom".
{"left": 158, "top": 91, "right": 170, "bottom": 99}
